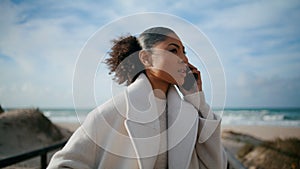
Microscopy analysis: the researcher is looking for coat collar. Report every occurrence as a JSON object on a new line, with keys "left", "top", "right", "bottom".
{"left": 125, "top": 73, "right": 165, "bottom": 124}
{"left": 167, "top": 87, "right": 199, "bottom": 169}
{"left": 124, "top": 74, "right": 161, "bottom": 169}
{"left": 124, "top": 74, "right": 199, "bottom": 169}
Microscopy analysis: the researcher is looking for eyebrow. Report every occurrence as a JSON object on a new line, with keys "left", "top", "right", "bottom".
{"left": 168, "top": 43, "right": 180, "bottom": 49}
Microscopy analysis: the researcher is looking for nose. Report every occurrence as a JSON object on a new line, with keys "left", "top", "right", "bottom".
{"left": 178, "top": 54, "right": 188, "bottom": 65}
{"left": 182, "top": 55, "right": 188, "bottom": 64}
{"left": 178, "top": 55, "right": 188, "bottom": 72}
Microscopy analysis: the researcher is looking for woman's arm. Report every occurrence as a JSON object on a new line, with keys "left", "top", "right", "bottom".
{"left": 184, "top": 92, "right": 227, "bottom": 169}
{"left": 179, "top": 63, "right": 227, "bottom": 169}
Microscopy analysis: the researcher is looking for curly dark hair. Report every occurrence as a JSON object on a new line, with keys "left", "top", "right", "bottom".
{"left": 105, "top": 27, "right": 176, "bottom": 85}
{"left": 105, "top": 35, "right": 143, "bottom": 85}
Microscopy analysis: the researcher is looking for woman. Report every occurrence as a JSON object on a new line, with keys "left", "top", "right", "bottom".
{"left": 47, "top": 27, "right": 227, "bottom": 169}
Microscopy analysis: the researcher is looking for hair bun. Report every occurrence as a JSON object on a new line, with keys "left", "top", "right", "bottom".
{"left": 105, "top": 35, "right": 143, "bottom": 85}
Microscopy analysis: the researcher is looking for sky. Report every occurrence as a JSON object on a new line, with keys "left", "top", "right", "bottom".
{"left": 0, "top": 0, "right": 300, "bottom": 108}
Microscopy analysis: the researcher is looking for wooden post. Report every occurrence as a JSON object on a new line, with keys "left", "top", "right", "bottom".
{"left": 41, "top": 153, "right": 47, "bottom": 169}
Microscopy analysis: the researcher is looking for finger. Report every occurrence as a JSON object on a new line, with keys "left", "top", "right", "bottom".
{"left": 187, "top": 63, "right": 196, "bottom": 72}
{"left": 187, "top": 63, "right": 202, "bottom": 91}
{"left": 191, "top": 68, "right": 201, "bottom": 80}
{"left": 187, "top": 63, "right": 197, "bottom": 69}
{"left": 192, "top": 68, "right": 202, "bottom": 91}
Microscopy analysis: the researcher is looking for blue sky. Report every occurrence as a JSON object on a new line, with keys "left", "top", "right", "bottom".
{"left": 0, "top": 0, "right": 300, "bottom": 108}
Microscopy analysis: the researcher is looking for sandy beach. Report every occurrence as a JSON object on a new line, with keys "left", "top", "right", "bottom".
{"left": 1, "top": 108, "right": 299, "bottom": 169}
{"left": 55, "top": 121, "right": 300, "bottom": 140}
{"left": 222, "top": 125, "right": 300, "bottom": 140}
{"left": 54, "top": 122, "right": 300, "bottom": 168}
{"left": 221, "top": 125, "right": 300, "bottom": 169}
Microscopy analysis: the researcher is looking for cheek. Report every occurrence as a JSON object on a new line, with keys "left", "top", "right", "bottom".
{"left": 151, "top": 56, "right": 185, "bottom": 85}
{"left": 152, "top": 56, "right": 178, "bottom": 74}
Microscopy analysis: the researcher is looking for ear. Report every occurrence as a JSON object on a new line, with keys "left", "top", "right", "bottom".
{"left": 139, "top": 50, "right": 152, "bottom": 67}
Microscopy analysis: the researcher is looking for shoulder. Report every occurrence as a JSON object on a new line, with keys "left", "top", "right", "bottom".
{"left": 102, "top": 92, "right": 126, "bottom": 115}
{"left": 81, "top": 92, "right": 130, "bottom": 137}
{"left": 87, "top": 92, "right": 127, "bottom": 124}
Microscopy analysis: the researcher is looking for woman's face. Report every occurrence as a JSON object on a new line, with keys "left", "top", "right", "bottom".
{"left": 146, "top": 33, "right": 188, "bottom": 86}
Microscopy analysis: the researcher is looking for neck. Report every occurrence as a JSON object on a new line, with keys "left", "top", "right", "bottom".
{"left": 145, "top": 71, "right": 169, "bottom": 99}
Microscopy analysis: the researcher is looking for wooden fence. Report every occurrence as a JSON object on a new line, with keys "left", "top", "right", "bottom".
{"left": 0, "top": 141, "right": 246, "bottom": 169}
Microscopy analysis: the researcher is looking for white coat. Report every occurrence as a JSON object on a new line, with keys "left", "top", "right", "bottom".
{"left": 47, "top": 74, "right": 227, "bottom": 169}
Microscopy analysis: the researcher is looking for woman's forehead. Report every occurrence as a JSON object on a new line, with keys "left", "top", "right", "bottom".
{"left": 165, "top": 32, "right": 179, "bottom": 39}
{"left": 156, "top": 34, "right": 183, "bottom": 48}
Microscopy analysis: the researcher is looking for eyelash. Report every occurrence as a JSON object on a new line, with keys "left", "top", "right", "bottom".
{"left": 169, "top": 48, "right": 186, "bottom": 55}
{"left": 169, "top": 48, "right": 178, "bottom": 54}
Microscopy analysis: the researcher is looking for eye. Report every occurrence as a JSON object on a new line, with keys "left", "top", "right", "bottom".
{"left": 169, "top": 48, "right": 178, "bottom": 54}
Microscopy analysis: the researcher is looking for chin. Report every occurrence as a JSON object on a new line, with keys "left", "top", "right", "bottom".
{"left": 176, "top": 79, "right": 184, "bottom": 86}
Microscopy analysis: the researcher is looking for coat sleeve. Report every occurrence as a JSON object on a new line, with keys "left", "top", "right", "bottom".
{"left": 184, "top": 92, "right": 227, "bottom": 169}
{"left": 47, "top": 111, "right": 101, "bottom": 169}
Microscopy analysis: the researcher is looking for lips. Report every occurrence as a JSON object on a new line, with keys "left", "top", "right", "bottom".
{"left": 177, "top": 68, "right": 187, "bottom": 77}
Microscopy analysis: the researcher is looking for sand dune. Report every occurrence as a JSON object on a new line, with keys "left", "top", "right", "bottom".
{"left": 0, "top": 108, "right": 71, "bottom": 168}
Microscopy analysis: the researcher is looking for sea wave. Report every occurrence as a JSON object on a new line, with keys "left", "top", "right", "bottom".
{"left": 221, "top": 108, "right": 300, "bottom": 126}
{"left": 42, "top": 108, "right": 300, "bottom": 127}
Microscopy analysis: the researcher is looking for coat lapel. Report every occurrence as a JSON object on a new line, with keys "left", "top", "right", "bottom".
{"left": 167, "top": 87, "right": 199, "bottom": 169}
{"left": 124, "top": 74, "right": 161, "bottom": 169}
{"left": 124, "top": 74, "right": 199, "bottom": 169}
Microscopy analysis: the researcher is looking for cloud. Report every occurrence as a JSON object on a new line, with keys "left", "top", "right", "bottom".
{"left": 200, "top": 0, "right": 300, "bottom": 30}
{"left": 227, "top": 72, "right": 300, "bottom": 107}
{"left": 195, "top": 1, "right": 300, "bottom": 74}
{"left": 0, "top": 0, "right": 96, "bottom": 107}
{"left": 187, "top": 0, "right": 300, "bottom": 108}
{"left": 0, "top": 0, "right": 299, "bottom": 108}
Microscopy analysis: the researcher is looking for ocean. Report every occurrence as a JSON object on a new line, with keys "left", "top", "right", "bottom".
{"left": 215, "top": 108, "right": 300, "bottom": 126}
{"left": 42, "top": 108, "right": 300, "bottom": 127}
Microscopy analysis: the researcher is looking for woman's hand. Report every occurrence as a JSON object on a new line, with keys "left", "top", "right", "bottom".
{"left": 179, "top": 63, "right": 202, "bottom": 96}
